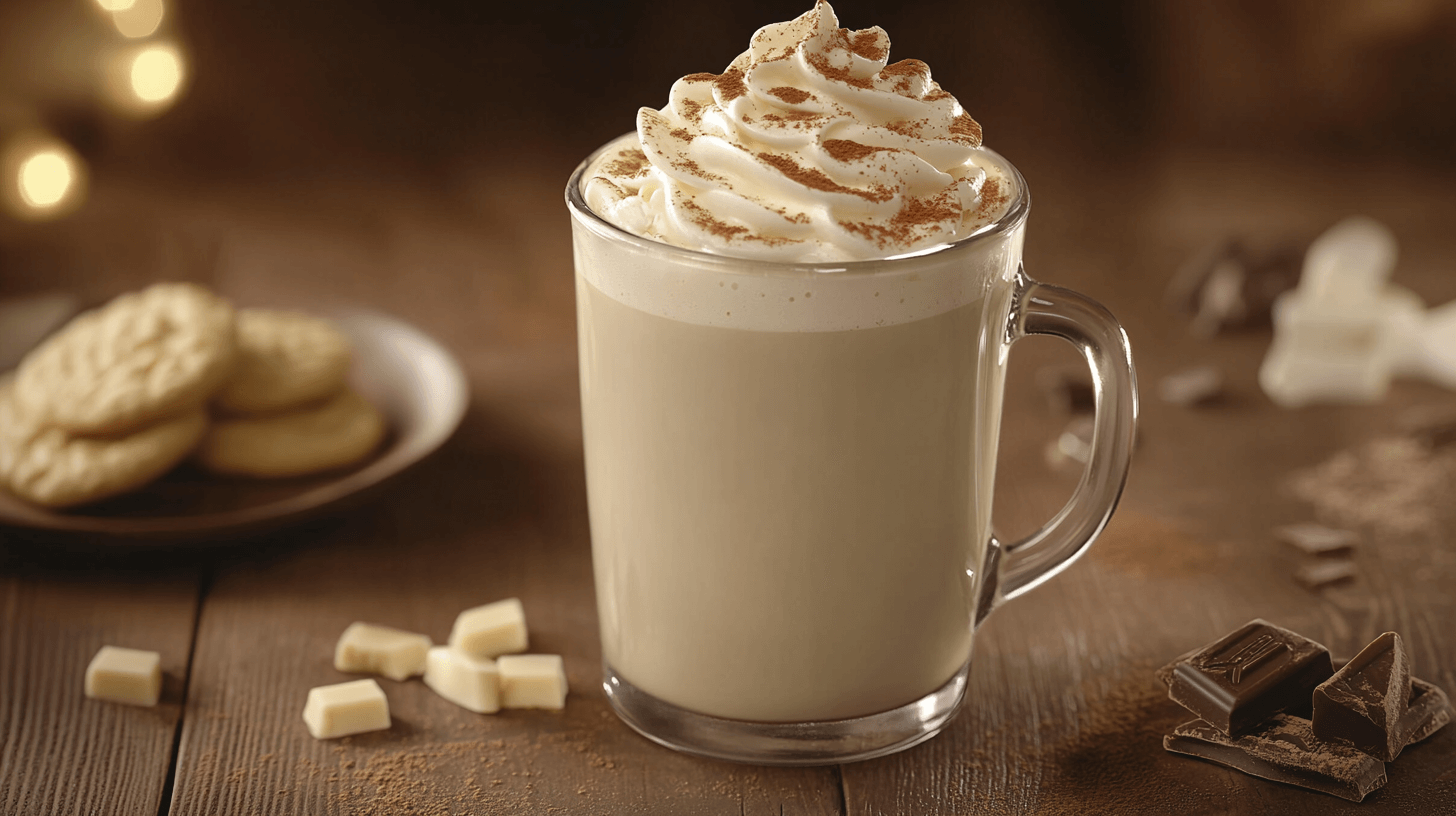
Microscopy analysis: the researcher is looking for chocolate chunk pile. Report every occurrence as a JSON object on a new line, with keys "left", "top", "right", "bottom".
{"left": 1158, "top": 619, "right": 1451, "bottom": 802}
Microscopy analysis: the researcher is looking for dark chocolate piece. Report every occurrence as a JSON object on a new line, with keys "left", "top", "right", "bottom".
{"left": 1166, "top": 240, "right": 1300, "bottom": 336}
{"left": 1404, "top": 677, "right": 1452, "bottom": 747}
{"left": 1158, "top": 365, "right": 1224, "bottom": 407}
{"left": 1295, "top": 560, "right": 1358, "bottom": 590}
{"left": 1324, "top": 661, "right": 1451, "bottom": 750}
{"left": 1312, "top": 632, "right": 1411, "bottom": 761}
{"left": 1164, "top": 715, "right": 1387, "bottom": 802}
{"left": 1166, "top": 239, "right": 1241, "bottom": 314}
{"left": 1188, "top": 258, "right": 1248, "bottom": 338}
{"left": 1238, "top": 244, "right": 1302, "bottom": 323}
{"left": 1166, "top": 619, "right": 1334, "bottom": 735}
{"left": 1275, "top": 523, "right": 1358, "bottom": 556}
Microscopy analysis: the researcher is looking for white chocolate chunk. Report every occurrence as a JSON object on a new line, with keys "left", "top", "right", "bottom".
{"left": 302, "top": 678, "right": 391, "bottom": 739}
{"left": 1301, "top": 216, "right": 1397, "bottom": 304}
{"left": 423, "top": 646, "right": 500, "bottom": 713}
{"left": 1259, "top": 287, "right": 1422, "bottom": 408}
{"left": 448, "top": 598, "right": 528, "bottom": 659}
{"left": 1259, "top": 344, "right": 1390, "bottom": 408}
{"left": 1411, "top": 300, "right": 1456, "bottom": 389}
{"left": 333, "top": 622, "right": 432, "bottom": 681}
{"left": 84, "top": 646, "right": 162, "bottom": 706}
{"left": 498, "top": 654, "right": 568, "bottom": 710}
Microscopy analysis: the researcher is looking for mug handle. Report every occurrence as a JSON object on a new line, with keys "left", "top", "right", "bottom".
{"left": 975, "top": 268, "right": 1139, "bottom": 626}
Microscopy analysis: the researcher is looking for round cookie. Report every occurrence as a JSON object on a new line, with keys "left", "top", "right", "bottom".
{"left": 195, "top": 389, "right": 385, "bottom": 478}
{"left": 0, "top": 383, "right": 208, "bottom": 508}
{"left": 14, "top": 282, "right": 237, "bottom": 435}
{"left": 214, "top": 309, "right": 353, "bottom": 414}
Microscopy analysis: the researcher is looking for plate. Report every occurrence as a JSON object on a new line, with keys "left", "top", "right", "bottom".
{"left": 0, "top": 308, "right": 469, "bottom": 543}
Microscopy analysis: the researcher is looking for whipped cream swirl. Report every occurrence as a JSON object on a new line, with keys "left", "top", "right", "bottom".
{"left": 584, "top": 1, "right": 1009, "bottom": 262}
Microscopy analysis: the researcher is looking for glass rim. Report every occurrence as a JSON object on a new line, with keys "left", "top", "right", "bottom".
{"left": 565, "top": 133, "right": 1031, "bottom": 276}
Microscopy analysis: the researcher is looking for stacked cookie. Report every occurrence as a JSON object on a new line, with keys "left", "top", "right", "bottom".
{"left": 198, "top": 307, "right": 383, "bottom": 479}
{"left": 0, "top": 282, "right": 385, "bottom": 509}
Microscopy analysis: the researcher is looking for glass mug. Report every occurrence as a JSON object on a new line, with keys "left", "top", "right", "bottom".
{"left": 567, "top": 135, "right": 1137, "bottom": 765}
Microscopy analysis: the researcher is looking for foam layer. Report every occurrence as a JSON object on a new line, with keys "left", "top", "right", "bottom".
{"left": 573, "top": 135, "right": 1024, "bottom": 333}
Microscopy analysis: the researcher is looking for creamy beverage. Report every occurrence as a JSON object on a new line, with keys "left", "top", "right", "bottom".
{"left": 576, "top": 0, "right": 1019, "bottom": 724}
{"left": 576, "top": 200, "right": 1021, "bottom": 720}
{"left": 569, "top": 0, "right": 1136, "bottom": 761}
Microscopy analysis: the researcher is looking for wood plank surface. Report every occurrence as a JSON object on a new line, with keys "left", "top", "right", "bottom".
{"left": 4, "top": 142, "right": 1456, "bottom": 815}
{"left": 837, "top": 149, "right": 1456, "bottom": 815}
{"left": 165, "top": 397, "right": 844, "bottom": 815}
{"left": 0, "top": 554, "right": 200, "bottom": 816}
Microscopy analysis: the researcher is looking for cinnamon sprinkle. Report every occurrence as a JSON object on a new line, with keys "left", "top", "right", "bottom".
{"left": 602, "top": 148, "right": 650, "bottom": 179}
{"left": 880, "top": 59, "right": 929, "bottom": 95}
{"left": 950, "top": 112, "right": 984, "bottom": 146}
{"left": 679, "top": 197, "right": 749, "bottom": 240}
{"left": 849, "top": 30, "right": 888, "bottom": 62}
{"left": 759, "top": 111, "right": 825, "bottom": 128}
{"left": 880, "top": 59, "right": 928, "bottom": 80}
{"left": 973, "top": 177, "right": 1007, "bottom": 220}
{"left": 673, "top": 158, "right": 725, "bottom": 185}
{"left": 755, "top": 152, "right": 892, "bottom": 201}
{"left": 682, "top": 72, "right": 716, "bottom": 83}
{"left": 714, "top": 68, "right": 748, "bottom": 101}
{"left": 823, "top": 139, "right": 893, "bottom": 162}
{"left": 767, "top": 86, "right": 814, "bottom": 104}
{"left": 838, "top": 190, "right": 959, "bottom": 248}
{"left": 806, "top": 52, "right": 874, "bottom": 90}
{"left": 885, "top": 120, "right": 926, "bottom": 139}
{"left": 680, "top": 197, "right": 797, "bottom": 247}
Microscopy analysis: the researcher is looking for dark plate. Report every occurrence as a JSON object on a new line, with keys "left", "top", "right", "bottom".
{"left": 0, "top": 308, "right": 468, "bottom": 543}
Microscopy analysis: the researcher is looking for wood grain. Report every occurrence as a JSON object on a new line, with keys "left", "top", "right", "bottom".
{"left": 5, "top": 142, "right": 1456, "bottom": 815}
{"left": 836, "top": 164, "right": 1456, "bottom": 814}
{"left": 165, "top": 368, "right": 844, "bottom": 815}
{"left": 0, "top": 561, "right": 200, "bottom": 816}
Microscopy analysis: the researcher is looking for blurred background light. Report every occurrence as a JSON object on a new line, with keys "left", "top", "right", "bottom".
{"left": 102, "top": 40, "right": 186, "bottom": 116}
{"left": 2, "top": 133, "right": 86, "bottom": 220}
{"left": 130, "top": 43, "right": 182, "bottom": 103}
{"left": 110, "top": 0, "right": 163, "bottom": 39}
{"left": 17, "top": 150, "right": 72, "bottom": 208}
{"left": 94, "top": 0, "right": 137, "bottom": 12}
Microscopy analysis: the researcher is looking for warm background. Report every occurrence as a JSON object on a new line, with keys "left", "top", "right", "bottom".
{"left": 3, "top": 0, "right": 1455, "bottom": 293}
{"left": 2, "top": 2, "right": 1455, "bottom": 815}
{"left": 3, "top": 0, "right": 1455, "bottom": 328}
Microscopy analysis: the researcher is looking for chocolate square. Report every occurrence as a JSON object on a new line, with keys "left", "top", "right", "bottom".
{"left": 1166, "top": 619, "right": 1334, "bottom": 735}
{"left": 1405, "top": 677, "right": 1452, "bottom": 747}
{"left": 1164, "top": 715, "right": 1387, "bottom": 802}
{"left": 1312, "top": 632, "right": 1411, "bottom": 761}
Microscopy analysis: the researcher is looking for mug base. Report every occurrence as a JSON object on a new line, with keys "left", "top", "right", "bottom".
{"left": 601, "top": 660, "right": 970, "bottom": 766}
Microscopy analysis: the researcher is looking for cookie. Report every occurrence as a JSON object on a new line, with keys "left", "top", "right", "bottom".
{"left": 13, "top": 282, "right": 237, "bottom": 435}
{"left": 0, "top": 382, "right": 207, "bottom": 508}
{"left": 195, "top": 389, "right": 385, "bottom": 478}
{"left": 214, "top": 309, "right": 352, "bottom": 414}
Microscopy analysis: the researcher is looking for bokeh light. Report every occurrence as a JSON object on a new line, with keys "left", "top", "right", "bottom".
{"left": 111, "top": 0, "right": 164, "bottom": 39}
{"left": 130, "top": 44, "right": 182, "bottom": 103}
{"left": 1, "top": 135, "right": 86, "bottom": 221}
{"left": 102, "top": 41, "right": 187, "bottom": 116}
{"left": 17, "top": 151, "right": 74, "bottom": 209}
{"left": 94, "top": 0, "right": 137, "bottom": 11}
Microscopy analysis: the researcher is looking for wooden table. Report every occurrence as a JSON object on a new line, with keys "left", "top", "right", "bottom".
{"left": 3, "top": 143, "right": 1455, "bottom": 815}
